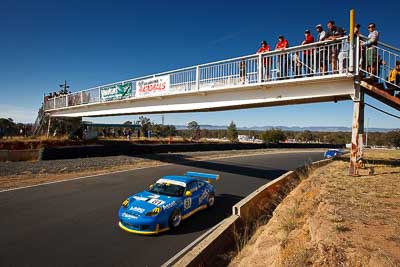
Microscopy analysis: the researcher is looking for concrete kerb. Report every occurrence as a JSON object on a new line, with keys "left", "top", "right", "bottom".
{"left": 173, "top": 215, "right": 240, "bottom": 267}
{"left": 172, "top": 158, "right": 332, "bottom": 267}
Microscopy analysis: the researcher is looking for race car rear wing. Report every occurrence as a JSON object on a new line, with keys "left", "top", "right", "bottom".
{"left": 185, "top": 171, "right": 220, "bottom": 182}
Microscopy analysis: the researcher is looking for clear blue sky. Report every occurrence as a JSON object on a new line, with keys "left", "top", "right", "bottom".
{"left": 1, "top": 0, "right": 399, "bottom": 129}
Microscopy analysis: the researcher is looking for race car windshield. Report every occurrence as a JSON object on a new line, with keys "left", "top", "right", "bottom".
{"left": 149, "top": 183, "right": 185, "bottom": 197}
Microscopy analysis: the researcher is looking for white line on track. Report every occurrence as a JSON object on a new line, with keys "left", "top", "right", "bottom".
{"left": 0, "top": 150, "right": 322, "bottom": 194}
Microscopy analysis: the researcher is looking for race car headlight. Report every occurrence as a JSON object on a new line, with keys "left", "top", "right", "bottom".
{"left": 146, "top": 207, "right": 161, "bottom": 216}
{"left": 122, "top": 199, "right": 129, "bottom": 208}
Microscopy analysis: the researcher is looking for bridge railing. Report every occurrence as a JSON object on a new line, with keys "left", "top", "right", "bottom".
{"left": 44, "top": 37, "right": 349, "bottom": 111}
{"left": 360, "top": 35, "right": 400, "bottom": 91}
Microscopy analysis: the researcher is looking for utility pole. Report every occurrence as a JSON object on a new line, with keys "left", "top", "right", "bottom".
{"left": 161, "top": 115, "right": 165, "bottom": 125}
{"left": 59, "top": 80, "right": 70, "bottom": 94}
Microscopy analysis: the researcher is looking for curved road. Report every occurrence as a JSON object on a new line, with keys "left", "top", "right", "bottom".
{"left": 0, "top": 151, "right": 323, "bottom": 267}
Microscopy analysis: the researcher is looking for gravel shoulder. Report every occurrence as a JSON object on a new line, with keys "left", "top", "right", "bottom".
{"left": 0, "top": 148, "right": 323, "bottom": 191}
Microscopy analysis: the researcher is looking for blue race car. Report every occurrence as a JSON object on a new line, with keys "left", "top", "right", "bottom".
{"left": 324, "top": 149, "right": 344, "bottom": 159}
{"left": 118, "top": 171, "right": 220, "bottom": 235}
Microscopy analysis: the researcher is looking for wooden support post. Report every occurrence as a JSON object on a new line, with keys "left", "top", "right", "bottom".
{"left": 349, "top": 83, "right": 364, "bottom": 176}
{"left": 46, "top": 117, "right": 52, "bottom": 138}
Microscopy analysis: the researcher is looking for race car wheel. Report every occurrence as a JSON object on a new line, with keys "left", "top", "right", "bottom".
{"left": 207, "top": 192, "right": 215, "bottom": 208}
{"left": 169, "top": 209, "right": 182, "bottom": 229}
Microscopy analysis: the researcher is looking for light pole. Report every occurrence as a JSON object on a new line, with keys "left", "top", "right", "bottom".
{"left": 59, "top": 80, "right": 70, "bottom": 94}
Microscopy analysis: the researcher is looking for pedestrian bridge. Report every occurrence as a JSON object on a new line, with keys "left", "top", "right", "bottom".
{"left": 43, "top": 37, "right": 356, "bottom": 117}
{"left": 43, "top": 36, "right": 399, "bottom": 118}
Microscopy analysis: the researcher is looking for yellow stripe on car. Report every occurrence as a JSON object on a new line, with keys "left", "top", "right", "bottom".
{"left": 182, "top": 205, "right": 207, "bottom": 220}
{"left": 118, "top": 222, "right": 169, "bottom": 235}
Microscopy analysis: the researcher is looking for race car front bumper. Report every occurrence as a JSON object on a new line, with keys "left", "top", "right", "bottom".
{"left": 118, "top": 220, "right": 169, "bottom": 235}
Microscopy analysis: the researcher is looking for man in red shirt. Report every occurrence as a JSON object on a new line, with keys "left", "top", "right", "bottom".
{"left": 301, "top": 30, "right": 315, "bottom": 76}
{"left": 275, "top": 36, "right": 289, "bottom": 78}
{"left": 257, "top": 41, "right": 271, "bottom": 80}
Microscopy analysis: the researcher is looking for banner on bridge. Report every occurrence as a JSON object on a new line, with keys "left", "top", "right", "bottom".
{"left": 136, "top": 75, "right": 170, "bottom": 97}
{"left": 100, "top": 82, "right": 132, "bottom": 101}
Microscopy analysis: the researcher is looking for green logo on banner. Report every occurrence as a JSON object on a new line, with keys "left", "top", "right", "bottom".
{"left": 101, "top": 82, "right": 132, "bottom": 101}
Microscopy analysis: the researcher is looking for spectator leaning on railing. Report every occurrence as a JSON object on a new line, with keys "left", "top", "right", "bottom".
{"left": 315, "top": 24, "right": 328, "bottom": 74}
{"left": 362, "top": 23, "right": 380, "bottom": 77}
{"left": 325, "top": 21, "right": 345, "bottom": 72}
{"left": 301, "top": 30, "right": 315, "bottom": 76}
{"left": 275, "top": 35, "right": 289, "bottom": 78}
{"left": 257, "top": 40, "right": 271, "bottom": 80}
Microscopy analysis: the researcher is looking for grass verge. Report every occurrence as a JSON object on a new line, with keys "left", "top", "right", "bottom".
{"left": 229, "top": 149, "right": 400, "bottom": 267}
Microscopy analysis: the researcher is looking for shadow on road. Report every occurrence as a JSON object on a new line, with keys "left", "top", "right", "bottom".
{"left": 138, "top": 153, "right": 288, "bottom": 179}
{"left": 166, "top": 193, "right": 243, "bottom": 236}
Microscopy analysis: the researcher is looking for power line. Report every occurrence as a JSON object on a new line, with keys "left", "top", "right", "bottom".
{"left": 365, "top": 102, "right": 400, "bottom": 119}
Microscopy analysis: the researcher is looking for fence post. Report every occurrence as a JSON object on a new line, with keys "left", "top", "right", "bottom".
{"left": 196, "top": 66, "right": 200, "bottom": 90}
{"left": 258, "top": 54, "right": 262, "bottom": 83}
{"left": 349, "top": 9, "right": 355, "bottom": 73}
{"left": 355, "top": 35, "right": 360, "bottom": 74}
{"left": 80, "top": 91, "right": 83, "bottom": 105}
{"left": 313, "top": 48, "right": 317, "bottom": 74}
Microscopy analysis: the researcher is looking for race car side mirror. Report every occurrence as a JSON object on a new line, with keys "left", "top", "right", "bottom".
{"left": 149, "top": 184, "right": 153, "bottom": 189}
{"left": 185, "top": 191, "right": 192, "bottom": 197}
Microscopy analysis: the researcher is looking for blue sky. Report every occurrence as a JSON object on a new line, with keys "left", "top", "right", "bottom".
{"left": 1, "top": 0, "right": 399, "bottom": 128}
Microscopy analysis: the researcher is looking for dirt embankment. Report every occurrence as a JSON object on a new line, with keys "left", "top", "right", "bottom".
{"left": 230, "top": 150, "right": 400, "bottom": 267}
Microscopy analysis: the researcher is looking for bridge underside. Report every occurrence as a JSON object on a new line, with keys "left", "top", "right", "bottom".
{"left": 48, "top": 75, "right": 354, "bottom": 118}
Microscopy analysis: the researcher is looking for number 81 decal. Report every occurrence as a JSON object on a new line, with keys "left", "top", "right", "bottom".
{"left": 184, "top": 198, "right": 192, "bottom": 210}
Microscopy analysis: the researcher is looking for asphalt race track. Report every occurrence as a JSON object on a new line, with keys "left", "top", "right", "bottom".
{"left": 0, "top": 151, "right": 323, "bottom": 267}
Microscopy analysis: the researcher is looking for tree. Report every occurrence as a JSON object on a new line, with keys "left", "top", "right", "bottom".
{"left": 261, "top": 128, "right": 286, "bottom": 143}
{"left": 387, "top": 130, "right": 400, "bottom": 147}
{"left": 298, "top": 130, "right": 314, "bottom": 142}
{"left": 151, "top": 124, "right": 177, "bottom": 138}
{"left": 227, "top": 121, "right": 238, "bottom": 142}
{"left": 123, "top": 121, "right": 132, "bottom": 125}
{"left": 187, "top": 121, "right": 200, "bottom": 140}
{"left": 137, "top": 116, "right": 151, "bottom": 137}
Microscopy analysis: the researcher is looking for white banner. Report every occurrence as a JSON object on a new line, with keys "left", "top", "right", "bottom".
{"left": 135, "top": 75, "right": 170, "bottom": 97}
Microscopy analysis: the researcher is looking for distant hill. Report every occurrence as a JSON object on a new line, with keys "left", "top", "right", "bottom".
{"left": 174, "top": 125, "right": 398, "bottom": 132}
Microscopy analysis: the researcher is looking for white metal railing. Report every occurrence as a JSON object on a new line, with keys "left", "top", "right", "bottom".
{"left": 359, "top": 35, "right": 400, "bottom": 93}
{"left": 44, "top": 37, "right": 350, "bottom": 111}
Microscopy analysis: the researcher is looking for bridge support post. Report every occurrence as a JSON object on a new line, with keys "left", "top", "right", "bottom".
{"left": 46, "top": 117, "right": 52, "bottom": 138}
{"left": 349, "top": 82, "right": 364, "bottom": 176}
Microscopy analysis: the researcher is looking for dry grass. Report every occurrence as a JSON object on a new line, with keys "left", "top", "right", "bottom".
{"left": 230, "top": 149, "right": 400, "bottom": 267}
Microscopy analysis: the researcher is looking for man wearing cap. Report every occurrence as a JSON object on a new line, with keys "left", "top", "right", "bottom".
{"left": 300, "top": 30, "right": 315, "bottom": 76}
{"left": 315, "top": 24, "right": 327, "bottom": 42}
{"left": 275, "top": 36, "right": 289, "bottom": 78}
{"left": 315, "top": 24, "right": 327, "bottom": 73}
{"left": 257, "top": 41, "right": 271, "bottom": 80}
